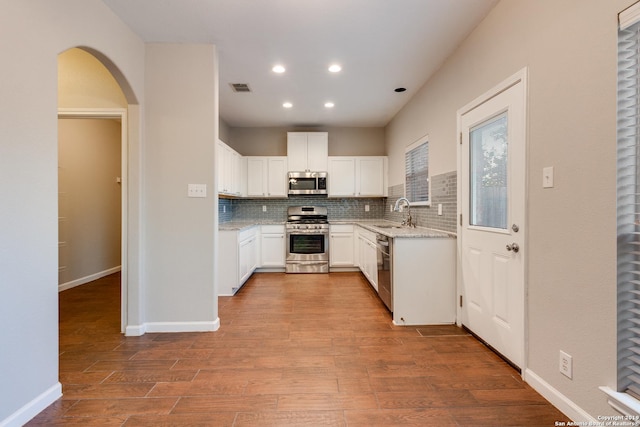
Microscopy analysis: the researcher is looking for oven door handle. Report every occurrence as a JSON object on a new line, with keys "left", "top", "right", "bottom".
{"left": 287, "top": 261, "right": 328, "bottom": 265}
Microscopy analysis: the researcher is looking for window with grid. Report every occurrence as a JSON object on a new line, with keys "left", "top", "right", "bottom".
{"left": 618, "top": 1, "right": 640, "bottom": 403}
{"left": 405, "top": 138, "right": 429, "bottom": 205}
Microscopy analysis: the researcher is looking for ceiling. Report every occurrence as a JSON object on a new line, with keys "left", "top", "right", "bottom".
{"left": 102, "top": 0, "right": 498, "bottom": 128}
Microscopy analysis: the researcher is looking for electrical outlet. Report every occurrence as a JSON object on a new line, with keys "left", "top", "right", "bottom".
{"left": 438, "top": 203, "right": 443, "bottom": 216}
{"left": 365, "top": 205, "right": 370, "bottom": 212}
{"left": 559, "top": 350, "right": 573, "bottom": 379}
{"left": 262, "top": 205, "right": 267, "bottom": 212}
{"left": 390, "top": 204, "right": 394, "bottom": 212}
{"left": 223, "top": 205, "right": 226, "bottom": 213}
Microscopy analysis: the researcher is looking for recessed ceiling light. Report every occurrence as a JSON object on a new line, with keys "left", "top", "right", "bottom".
{"left": 283, "top": 102, "right": 293, "bottom": 108}
{"left": 272, "top": 65, "right": 286, "bottom": 73}
{"left": 324, "top": 102, "right": 335, "bottom": 108}
{"left": 394, "top": 87, "right": 407, "bottom": 92}
{"left": 328, "top": 64, "right": 342, "bottom": 73}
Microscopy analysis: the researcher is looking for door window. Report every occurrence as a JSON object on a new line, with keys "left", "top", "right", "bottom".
{"left": 469, "top": 112, "right": 508, "bottom": 230}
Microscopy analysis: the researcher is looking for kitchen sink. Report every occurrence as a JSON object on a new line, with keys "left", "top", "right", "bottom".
{"left": 374, "top": 224, "right": 403, "bottom": 229}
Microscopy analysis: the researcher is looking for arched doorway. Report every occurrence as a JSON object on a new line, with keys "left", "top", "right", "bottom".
{"left": 57, "top": 47, "right": 136, "bottom": 332}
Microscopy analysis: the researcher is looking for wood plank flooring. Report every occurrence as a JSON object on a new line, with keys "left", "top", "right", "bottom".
{"left": 28, "top": 272, "right": 570, "bottom": 426}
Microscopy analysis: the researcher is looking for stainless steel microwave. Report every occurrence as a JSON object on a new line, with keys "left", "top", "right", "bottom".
{"left": 288, "top": 171, "right": 328, "bottom": 195}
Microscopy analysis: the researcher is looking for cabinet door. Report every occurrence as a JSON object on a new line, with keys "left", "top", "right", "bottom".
{"left": 287, "top": 132, "right": 308, "bottom": 172}
{"left": 239, "top": 235, "right": 258, "bottom": 284}
{"left": 306, "top": 132, "right": 328, "bottom": 171}
{"left": 238, "top": 237, "right": 251, "bottom": 283}
{"left": 328, "top": 157, "right": 356, "bottom": 197}
{"left": 267, "top": 157, "right": 287, "bottom": 197}
{"left": 366, "top": 240, "right": 378, "bottom": 291}
{"left": 230, "top": 150, "right": 241, "bottom": 195}
{"left": 246, "top": 157, "right": 267, "bottom": 196}
{"left": 261, "top": 233, "right": 285, "bottom": 267}
{"left": 330, "top": 232, "right": 355, "bottom": 267}
{"left": 357, "top": 157, "right": 385, "bottom": 196}
{"left": 217, "top": 141, "right": 228, "bottom": 193}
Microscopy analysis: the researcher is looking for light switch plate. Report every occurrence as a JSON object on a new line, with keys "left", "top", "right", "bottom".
{"left": 188, "top": 184, "right": 207, "bottom": 198}
{"left": 543, "top": 166, "right": 554, "bottom": 188}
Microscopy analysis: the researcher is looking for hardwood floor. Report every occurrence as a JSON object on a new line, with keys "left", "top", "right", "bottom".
{"left": 29, "top": 272, "right": 569, "bottom": 426}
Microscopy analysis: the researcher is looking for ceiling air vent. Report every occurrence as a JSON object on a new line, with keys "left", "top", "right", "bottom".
{"left": 230, "top": 83, "right": 251, "bottom": 93}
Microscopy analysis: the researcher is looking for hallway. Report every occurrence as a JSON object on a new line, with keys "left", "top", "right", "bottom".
{"left": 29, "top": 272, "right": 568, "bottom": 426}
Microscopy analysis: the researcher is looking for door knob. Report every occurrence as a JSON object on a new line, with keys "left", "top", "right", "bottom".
{"left": 506, "top": 243, "right": 520, "bottom": 253}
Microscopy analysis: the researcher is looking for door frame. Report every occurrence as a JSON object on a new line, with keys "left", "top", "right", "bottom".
{"left": 58, "top": 108, "right": 128, "bottom": 333}
{"left": 456, "top": 67, "right": 529, "bottom": 372}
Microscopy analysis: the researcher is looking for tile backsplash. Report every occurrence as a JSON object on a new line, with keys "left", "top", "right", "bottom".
{"left": 220, "top": 196, "right": 385, "bottom": 222}
{"left": 384, "top": 171, "right": 457, "bottom": 233}
{"left": 219, "top": 171, "right": 457, "bottom": 234}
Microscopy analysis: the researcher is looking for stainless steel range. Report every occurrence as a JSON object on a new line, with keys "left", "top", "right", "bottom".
{"left": 285, "top": 206, "right": 329, "bottom": 273}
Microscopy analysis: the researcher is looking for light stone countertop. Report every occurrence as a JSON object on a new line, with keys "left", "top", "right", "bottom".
{"left": 331, "top": 220, "right": 456, "bottom": 239}
{"left": 218, "top": 219, "right": 455, "bottom": 238}
{"left": 218, "top": 220, "right": 285, "bottom": 231}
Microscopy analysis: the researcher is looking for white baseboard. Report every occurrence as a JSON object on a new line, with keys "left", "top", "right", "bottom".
{"left": 126, "top": 318, "right": 220, "bottom": 336}
{"left": 58, "top": 266, "right": 121, "bottom": 292}
{"left": 524, "top": 368, "right": 596, "bottom": 422}
{"left": 0, "top": 382, "right": 62, "bottom": 427}
{"left": 125, "top": 323, "right": 147, "bottom": 336}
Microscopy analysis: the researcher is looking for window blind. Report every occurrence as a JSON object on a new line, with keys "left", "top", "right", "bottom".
{"left": 618, "top": 15, "right": 640, "bottom": 398}
{"left": 405, "top": 140, "right": 429, "bottom": 203}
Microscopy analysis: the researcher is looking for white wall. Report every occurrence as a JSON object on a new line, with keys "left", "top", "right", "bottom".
{"left": 385, "top": 0, "right": 628, "bottom": 418}
{"left": 0, "top": 1, "right": 145, "bottom": 424}
{"left": 142, "top": 43, "right": 219, "bottom": 330}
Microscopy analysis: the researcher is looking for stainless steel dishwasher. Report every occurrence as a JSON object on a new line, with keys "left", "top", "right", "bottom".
{"left": 375, "top": 233, "right": 393, "bottom": 312}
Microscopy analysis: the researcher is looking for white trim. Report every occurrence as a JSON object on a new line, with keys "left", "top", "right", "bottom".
{"left": 406, "top": 133, "right": 429, "bottom": 152}
{"left": 58, "top": 266, "right": 121, "bottom": 292}
{"left": 457, "top": 69, "right": 526, "bottom": 117}
{"left": 0, "top": 383, "right": 62, "bottom": 427}
{"left": 58, "top": 108, "right": 129, "bottom": 333}
{"left": 600, "top": 386, "right": 640, "bottom": 417}
{"left": 125, "top": 323, "right": 147, "bottom": 337}
{"left": 620, "top": 2, "right": 640, "bottom": 31}
{"left": 524, "top": 369, "right": 595, "bottom": 422}
{"left": 127, "top": 318, "right": 221, "bottom": 335}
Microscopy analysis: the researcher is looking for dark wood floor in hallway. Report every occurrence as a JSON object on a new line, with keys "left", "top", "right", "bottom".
{"left": 29, "top": 272, "right": 569, "bottom": 426}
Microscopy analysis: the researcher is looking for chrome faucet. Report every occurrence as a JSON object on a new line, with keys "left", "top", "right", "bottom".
{"left": 394, "top": 197, "right": 416, "bottom": 228}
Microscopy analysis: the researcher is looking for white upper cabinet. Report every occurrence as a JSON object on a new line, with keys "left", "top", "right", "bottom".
{"left": 357, "top": 157, "right": 386, "bottom": 197}
{"left": 246, "top": 156, "right": 288, "bottom": 198}
{"left": 328, "top": 156, "right": 387, "bottom": 197}
{"left": 217, "top": 140, "right": 244, "bottom": 196}
{"left": 287, "top": 132, "right": 328, "bottom": 172}
{"left": 328, "top": 157, "right": 356, "bottom": 197}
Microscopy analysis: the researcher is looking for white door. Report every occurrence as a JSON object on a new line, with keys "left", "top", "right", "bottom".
{"left": 458, "top": 70, "right": 527, "bottom": 369}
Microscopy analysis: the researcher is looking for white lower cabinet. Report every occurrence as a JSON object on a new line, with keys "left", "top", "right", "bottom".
{"left": 392, "top": 237, "right": 456, "bottom": 325}
{"left": 260, "top": 225, "right": 286, "bottom": 268}
{"left": 219, "top": 226, "right": 259, "bottom": 295}
{"left": 357, "top": 227, "right": 378, "bottom": 291}
{"left": 329, "top": 224, "right": 356, "bottom": 267}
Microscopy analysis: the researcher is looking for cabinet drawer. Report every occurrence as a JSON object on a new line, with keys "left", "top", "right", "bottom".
{"left": 261, "top": 224, "right": 285, "bottom": 234}
{"left": 239, "top": 225, "right": 258, "bottom": 242}
{"left": 330, "top": 224, "right": 354, "bottom": 233}
{"left": 358, "top": 226, "right": 376, "bottom": 242}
